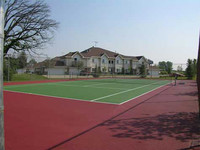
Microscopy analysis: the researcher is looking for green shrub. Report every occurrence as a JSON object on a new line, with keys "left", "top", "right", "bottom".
{"left": 92, "top": 74, "right": 100, "bottom": 78}
{"left": 160, "top": 71, "right": 168, "bottom": 75}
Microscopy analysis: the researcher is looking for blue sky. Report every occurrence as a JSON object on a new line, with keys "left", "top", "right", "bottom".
{"left": 44, "top": 0, "right": 200, "bottom": 65}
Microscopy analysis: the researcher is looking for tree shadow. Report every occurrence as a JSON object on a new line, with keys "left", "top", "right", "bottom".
{"left": 189, "top": 84, "right": 198, "bottom": 87}
{"left": 101, "top": 112, "right": 200, "bottom": 142}
{"left": 175, "top": 91, "right": 198, "bottom": 97}
{"left": 145, "top": 99, "right": 198, "bottom": 104}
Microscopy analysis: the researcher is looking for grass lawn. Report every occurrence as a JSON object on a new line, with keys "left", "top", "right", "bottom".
{"left": 11, "top": 74, "right": 47, "bottom": 81}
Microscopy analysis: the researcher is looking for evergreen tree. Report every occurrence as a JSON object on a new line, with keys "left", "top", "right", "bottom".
{"left": 166, "top": 61, "right": 173, "bottom": 74}
{"left": 158, "top": 61, "right": 166, "bottom": 71}
{"left": 193, "top": 59, "right": 197, "bottom": 75}
{"left": 121, "top": 67, "right": 125, "bottom": 74}
{"left": 158, "top": 61, "right": 173, "bottom": 74}
{"left": 185, "top": 59, "right": 194, "bottom": 79}
{"left": 3, "top": 56, "right": 19, "bottom": 81}
{"left": 97, "top": 66, "right": 101, "bottom": 74}
{"left": 139, "top": 64, "right": 146, "bottom": 78}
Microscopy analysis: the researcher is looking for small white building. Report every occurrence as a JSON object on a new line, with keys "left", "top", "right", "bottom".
{"left": 17, "top": 68, "right": 34, "bottom": 74}
{"left": 148, "top": 66, "right": 160, "bottom": 77}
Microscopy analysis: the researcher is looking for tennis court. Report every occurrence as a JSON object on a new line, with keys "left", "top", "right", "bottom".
{"left": 4, "top": 78, "right": 171, "bottom": 104}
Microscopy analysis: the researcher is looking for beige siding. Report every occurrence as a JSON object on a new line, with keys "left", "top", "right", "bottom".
{"left": 132, "top": 61, "right": 137, "bottom": 69}
{"left": 115, "top": 56, "right": 123, "bottom": 72}
{"left": 101, "top": 55, "right": 109, "bottom": 72}
{"left": 64, "top": 54, "right": 151, "bottom": 74}
{"left": 90, "top": 57, "right": 100, "bottom": 68}
{"left": 123, "top": 59, "right": 130, "bottom": 69}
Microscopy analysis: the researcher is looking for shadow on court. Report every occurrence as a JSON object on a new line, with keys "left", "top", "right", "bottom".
{"left": 4, "top": 80, "right": 199, "bottom": 150}
{"left": 101, "top": 112, "right": 200, "bottom": 142}
{"left": 49, "top": 80, "right": 199, "bottom": 150}
{"left": 175, "top": 91, "right": 198, "bottom": 97}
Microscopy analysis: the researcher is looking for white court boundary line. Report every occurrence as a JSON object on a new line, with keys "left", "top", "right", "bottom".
{"left": 4, "top": 90, "right": 119, "bottom": 105}
{"left": 91, "top": 80, "right": 164, "bottom": 102}
{"left": 119, "top": 82, "right": 171, "bottom": 105}
{"left": 4, "top": 80, "right": 172, "bottom": 105}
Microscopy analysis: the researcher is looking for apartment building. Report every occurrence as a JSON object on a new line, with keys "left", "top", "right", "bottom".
{"left": 64, "top": 47, "right": 152, "bottom": 74}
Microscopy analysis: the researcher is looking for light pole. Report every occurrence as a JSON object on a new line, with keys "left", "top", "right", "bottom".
{"left": 0, "top": 0, "right": 5, "bottom": 150}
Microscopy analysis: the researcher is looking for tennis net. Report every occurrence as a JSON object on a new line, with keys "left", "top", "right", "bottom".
{"left": 84, "top": 77, "right": 171, "bottom": 86}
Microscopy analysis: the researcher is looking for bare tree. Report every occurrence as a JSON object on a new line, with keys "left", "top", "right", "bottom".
{"left": 4, "top": 0, "right": 58, "bottom": 55}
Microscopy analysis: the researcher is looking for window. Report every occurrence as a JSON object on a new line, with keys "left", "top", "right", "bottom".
{"left": 109, "top": 60, "right": 111, "bottom": 64}
{"left": 102, "top": 59, "right": 105, "bottom": 64}
{"left": 112, "top": 61, "right": 114, "bottom": 64}
{"left": 92, "top": 59, "right": 94, "bottom": 63}
{"left": 125, "top": 60, "right": 127, "bottom": 64}
{"left": 74, "top": 58, "right": 77, "bottom": 61}
{"left": 117, "top": 60, "right": 119, "bottom": 64}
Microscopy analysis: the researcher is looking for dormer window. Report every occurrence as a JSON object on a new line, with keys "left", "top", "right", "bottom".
{"left": 117, "top": 60, "right": 119, "bottom": 64}
{"left": 102, "top": 59, "right": 105, "bottom": 64}
{"left": 74, "top": 58, "right": 77, "bottom": 61}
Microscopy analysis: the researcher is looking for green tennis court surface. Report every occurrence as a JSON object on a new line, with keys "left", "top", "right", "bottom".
{"left": 4, "top": 79, "right": 171, "bottom": 104}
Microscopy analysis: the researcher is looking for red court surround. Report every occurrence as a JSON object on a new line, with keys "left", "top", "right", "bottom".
{"left": 4, "top": 80, "right": 199, "bottom": 150}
